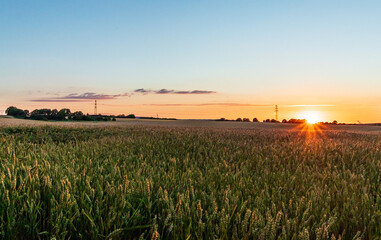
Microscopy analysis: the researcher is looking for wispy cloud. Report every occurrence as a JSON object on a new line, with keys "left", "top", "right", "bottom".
{"left": 30, "top": 99, "right": 89, "bottom": 102}
{"left": 134, "top": 88, "right": 151, "bottom": 94}
{"left": 62, "top": 92, "right": 130, "bottom": 100}
{"left": 31, "top": 92, "right": 130, "bottom": 102}
{"left": 134, "top": 89, "right": 216, "bottom": 95}
{"left": 30, "top": 88, "right": 216, "bottom": 102}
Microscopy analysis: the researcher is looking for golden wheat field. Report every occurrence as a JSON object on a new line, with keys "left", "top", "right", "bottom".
{"left": 1, "top": 116, "right": 381, "bottom": 134}
{"left": 1, "top": 117, "right": 381, "bottom": 239}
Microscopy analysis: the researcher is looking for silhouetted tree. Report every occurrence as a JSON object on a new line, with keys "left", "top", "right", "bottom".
{"left": 71, "top": 111, "right": 85, "bottom": 121}
{"left": 282, "top": 119, "right": 287, "bottom": 123}
{"left": 236, "top": 118, "right": 242, "bottom": 122}
{"left": 50, "top": 109, "right": 58, "bottom": 120}
{"left": 30, "top": 109, "right": 53, "bottom": 120}
{"left": 57, "top": 108, "right": 71, "bottom": 120}
{"left": 243, "top": 118, "right": 250, "bottom": 122}
{"left": 253, "top": 118, "right": 259, "bottom": 122}
{"left": 332, "top": 120, "right": 338, "bottom": 125}
{"left": 6, "top": 106, "right": 29, "bottom": 118}
{"left": 265, "top": 119, "right": 270, "bottom": 122}
{"left": 287, "top": 119, "right": 306, "bottom": 124}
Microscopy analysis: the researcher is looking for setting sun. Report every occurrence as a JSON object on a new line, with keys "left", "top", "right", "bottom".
{"left": 301, "top": 111, "right": 322, "bottom": 124}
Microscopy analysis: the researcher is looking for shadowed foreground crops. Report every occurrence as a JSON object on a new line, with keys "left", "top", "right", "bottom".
{"left": 1, "top": 126, "right": 381, "bottom": 239}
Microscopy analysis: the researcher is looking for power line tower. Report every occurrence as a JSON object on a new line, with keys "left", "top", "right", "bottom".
{"left": 94, "top": 100, "right": 97, "bottom": 115}
{"left": 275, "top": 105, "right": 279, "bottom": 121}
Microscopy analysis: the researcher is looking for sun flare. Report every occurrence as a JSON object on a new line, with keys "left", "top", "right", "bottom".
{"left": 301, "top": 111, "right": 321, "bottom": 124}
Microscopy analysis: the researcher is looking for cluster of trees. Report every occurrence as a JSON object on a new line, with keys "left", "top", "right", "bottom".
{"left": 6, "top": 106, "right": 116, "bottom": 121}
{"left": 318, "top": 120, "right": 339, "bottom": 125}
{"left": 5, "top": 106, "right": 29, "bottom": 119}
{"left": 29, "top": 108, "right": 71, "bottom": 121}
{"left": 217, "top": 117, "right": 340, "bottom": 124}
{"left": 217, "top": 117, "right": 259, "bottom": 122}
{"left": 281, "top": 119, "right": 340, "bottom": 124}
{"left": 264, "top": 118, "right": 340, "bottom": 124}
{"left": 139, "top": 116, "right": 177, "bottom": 120}
{"left": 263, "top": 119, "right": 280, "bottom": 123}
{"left": 281, "top": 119, "right": 306, "bottom": 124}
{"left": 116, "top": 114, "right": 136, "bottom": 119}
{"left": 217, "top": 117, "right": 269, "bottom": 122}
{"left": 116, "top": 114, "right": 176, "bottom": 120}
{"left": 236, "top": 118, "right": 252, "bottom": 122}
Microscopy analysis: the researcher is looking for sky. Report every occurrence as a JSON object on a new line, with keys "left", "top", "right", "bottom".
{"left": 1, "top": 1, "right": 381, "bottom": 122}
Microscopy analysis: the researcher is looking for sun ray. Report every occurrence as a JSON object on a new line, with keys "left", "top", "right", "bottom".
{"left": 292, "top": 110, "right": 327, "bottom": 138}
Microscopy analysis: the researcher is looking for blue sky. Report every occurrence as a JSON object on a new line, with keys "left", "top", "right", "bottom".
{"left": 1, "top": 1, "right": 381, "bottom": 121}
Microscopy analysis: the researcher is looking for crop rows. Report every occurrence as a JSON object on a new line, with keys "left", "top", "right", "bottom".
{"left": 0, "top": 126, "right": 381, "bottom": 239}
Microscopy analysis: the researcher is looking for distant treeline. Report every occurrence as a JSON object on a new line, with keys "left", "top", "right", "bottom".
{"left": 216, "top": 117, "right": 340, "bottom": 124}
{"left": 138, "top": 116, "right": 177, "bottom": 120}
{"left": 116, "top": 114, "right": 176, "bottom": 120}
{"left": 115, "top": 114, "right": 136, "bottom": 119}
{"left": 5, "top": 106, "right": 127, "bottom": 121}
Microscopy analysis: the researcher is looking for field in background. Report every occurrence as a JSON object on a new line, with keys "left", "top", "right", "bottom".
{"left": 1, "top": 118, "right": 381, "bottom": 239}
{"left": 1, "top": 116, "right": 381, "bottom": 134}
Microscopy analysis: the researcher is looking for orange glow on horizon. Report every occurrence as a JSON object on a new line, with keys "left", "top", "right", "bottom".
{"left": 3, "top": 97, "right": 381, "bottom": 124}
{"left": 299, "top": 111, "right": 322, "bottom": 124}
